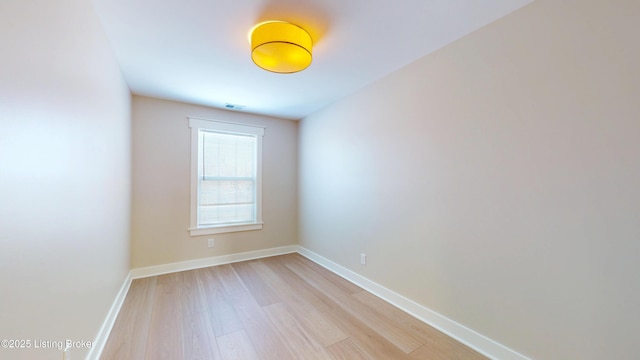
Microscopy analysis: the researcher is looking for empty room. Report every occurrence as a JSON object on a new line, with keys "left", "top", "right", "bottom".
{"left": 1, "top": 0, "right": 639, "bottom": 359}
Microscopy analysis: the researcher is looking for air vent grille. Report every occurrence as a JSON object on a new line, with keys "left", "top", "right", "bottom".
{"left": 224, "top": 103, "right": 246, "bottom": 110}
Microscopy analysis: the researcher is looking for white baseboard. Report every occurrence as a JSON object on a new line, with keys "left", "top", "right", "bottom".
{"left": 86, "top": 271, "right": 132, "bottom": 360}
{"left": 130, "top": 245, "right": 298, "bottom": 279}
{"left": 296, "top": 246, "right": 531, "bottom": 360}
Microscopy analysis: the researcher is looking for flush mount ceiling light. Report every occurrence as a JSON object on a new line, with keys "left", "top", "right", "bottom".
{"left": 250, "top": 21, "right": 312, "bottom": 74}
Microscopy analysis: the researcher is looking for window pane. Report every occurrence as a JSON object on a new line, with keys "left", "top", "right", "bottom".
{"left": 200, "top": 180, "right": 254, "bottom": 205}
{"left": 202, "top": 131, "right": 255, "bottom": 178}
{"left": 199, "top": 130, "right": 257, "bottom": 226}
{"left": 199, "top": 204, "right": 255, "bottom": 225}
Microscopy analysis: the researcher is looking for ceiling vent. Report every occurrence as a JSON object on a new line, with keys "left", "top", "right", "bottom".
{"left": 224, "top": 103, "right": 245, "bottom": 110}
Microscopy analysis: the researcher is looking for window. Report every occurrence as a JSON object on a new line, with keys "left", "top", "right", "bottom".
{"left": 188, "top": 117, "right": 264, "bottom": 236}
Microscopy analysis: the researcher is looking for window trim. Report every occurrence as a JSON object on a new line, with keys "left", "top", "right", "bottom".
{"left": 188, "top": 117, "right": 265, "bottom": 236}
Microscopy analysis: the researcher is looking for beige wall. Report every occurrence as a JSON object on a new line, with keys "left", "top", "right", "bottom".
{"left": 131, "top": 96, "right": 298, "bottom": 268}
{"left": 0, "top": 1, "right": 131, "bottom": 359}
{"left": 299, "top": 1, "right": 640, "bottom": 359}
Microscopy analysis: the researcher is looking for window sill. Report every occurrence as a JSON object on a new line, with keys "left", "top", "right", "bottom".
{"left": 189, "top": 222, "right": 263, "bottom": 236}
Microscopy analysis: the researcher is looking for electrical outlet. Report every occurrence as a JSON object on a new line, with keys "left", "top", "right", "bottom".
{"left": 360, "top": 253, "right": 366, "bottom": 265}
{"left": 207, "top": 238, "right": 215, "bottom": 248}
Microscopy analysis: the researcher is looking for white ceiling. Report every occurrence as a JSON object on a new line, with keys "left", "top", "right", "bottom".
{"left": 91, "top": 0, "right": 532, "bottom": 120}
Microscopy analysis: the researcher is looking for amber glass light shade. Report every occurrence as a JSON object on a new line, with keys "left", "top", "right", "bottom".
{"left": 250, "top": 21, "right": 312, "bottom": 73}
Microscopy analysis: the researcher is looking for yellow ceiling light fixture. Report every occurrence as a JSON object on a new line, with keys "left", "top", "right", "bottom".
{"left": 250, "top": 21, "right": 312, "bottom": 74}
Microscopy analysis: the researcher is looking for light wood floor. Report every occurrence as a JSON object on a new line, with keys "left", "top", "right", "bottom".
{"left": 101, "top": 253, "right": 488, "bottom": 360}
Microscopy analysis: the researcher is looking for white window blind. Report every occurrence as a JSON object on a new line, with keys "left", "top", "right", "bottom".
{"left": 199, "top": 130, "right": 257, "bottom": 226}
{"left": 189, "top": 117, "right": 264, "bottom": 236}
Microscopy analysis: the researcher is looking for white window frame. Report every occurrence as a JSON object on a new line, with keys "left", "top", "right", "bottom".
{"left": 188, "top": 117, "right": 265, "bottom": 236}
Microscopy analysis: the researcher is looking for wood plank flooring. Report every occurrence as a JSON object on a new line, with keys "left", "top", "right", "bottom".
{"left": 101, "top": 253, "right": 488, "bottom": 360}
